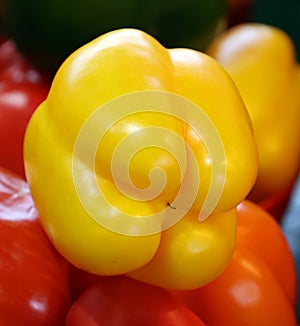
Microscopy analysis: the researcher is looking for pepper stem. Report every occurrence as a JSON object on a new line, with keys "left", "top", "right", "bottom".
{"left": 167, "top": 202, "right": 176, "bottom": 210}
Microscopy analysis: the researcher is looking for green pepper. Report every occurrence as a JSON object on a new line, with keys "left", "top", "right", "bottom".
{"left": 3, "top": 0, "right": 227, "bottom": 74}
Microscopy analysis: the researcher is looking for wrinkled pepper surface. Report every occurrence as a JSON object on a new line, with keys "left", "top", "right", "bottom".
{"left": 207, "top": 23, "right": 300, "bottom": 202}
{"left": 24, "top": 28, "right": 258, "bottom": 290}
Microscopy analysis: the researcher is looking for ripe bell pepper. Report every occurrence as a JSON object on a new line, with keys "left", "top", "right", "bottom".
{"left": 65, "top": 276, "right": 207, "bottom": 326}
{"left": 0, "top": 37, "right": 49, "bottom": 178}
{"left": 171, "top": 200, "right": 297, "bottom": 325}
{"left": 207, "top": 23, "right": 300, "bottom": 203}
{"left": 0, "top": 167, "right": 71, "bottom": 326}
{"left": 24, "top": 28, "right": 258, "bottom": 290}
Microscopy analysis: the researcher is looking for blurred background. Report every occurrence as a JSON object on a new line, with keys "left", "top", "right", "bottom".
{"left": 0, "top": 0, "right": 299, "bottom": 74}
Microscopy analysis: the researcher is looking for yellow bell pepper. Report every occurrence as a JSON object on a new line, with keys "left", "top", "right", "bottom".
{"left": 207, "top": 23, "right": 300, "bottom": 202}
{"left": 24, "top": 28, "right": 258, "bottom": 290}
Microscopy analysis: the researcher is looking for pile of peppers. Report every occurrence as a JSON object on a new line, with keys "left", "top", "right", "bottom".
{"left": 0, "top": 16, "right": 299, "bottom": 326}
{"left": 207, "top": 23, "right": 300, "bottom": 205}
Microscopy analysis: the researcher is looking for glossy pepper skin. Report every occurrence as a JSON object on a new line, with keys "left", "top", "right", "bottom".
{"left": 0, "top": 167, "right": 71, "bottom": 326}
{"left": 171, "top": 200, "right": 297, "bottom": 326}
{"left": 24, "top": 29, "right": 258, "bottom": 290}
{"left": 65, "top": 276, "right": 208, "bottom": 326}
{"left": 0, "top": 38, "right": 49, "bottom": 178}
{"left": 207, "top": 23, "right": 300, "bottom": 202}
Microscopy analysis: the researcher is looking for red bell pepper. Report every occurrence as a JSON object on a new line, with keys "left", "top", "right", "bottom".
{"left": 170, "top": 200, "right": 297, "bottom": 325}
{"left": 0, "top": 37, "right": 49, "bottom": 179}
{"left": 66, "top": 276, "right": 207, "bottom": 326}
{"left": 0, "top": 167, "right": 71, "bottom": 325}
